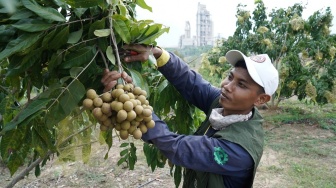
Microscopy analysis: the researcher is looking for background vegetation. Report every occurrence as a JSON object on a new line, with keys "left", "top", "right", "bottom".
{"left": 0, "top": 0, "right": 335, "bottom": 187}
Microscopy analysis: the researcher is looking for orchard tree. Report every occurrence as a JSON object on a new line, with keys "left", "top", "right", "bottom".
{"left": 0, "top": 0, "right": 198, "bottom": 187}
{"left": 201, "top": 0, "right": 336, "bottom": 108}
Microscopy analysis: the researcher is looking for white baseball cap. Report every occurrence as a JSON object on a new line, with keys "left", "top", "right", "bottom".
{"left": 225, "top": 50, "right": 279, "bottom": 96}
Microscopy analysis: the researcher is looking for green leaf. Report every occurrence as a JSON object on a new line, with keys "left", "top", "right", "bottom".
{"left": 120, "top": 148, "right": 129, "bottom": 156}
{"left": 174, "top": 165, "right": 182, "bottom": 187}
{"left": 88, "top": 18, "right": 106, "bottom": 38}
{"left": 117, "top": 4, "right": 127, "bottom": 16}
{"left": 138, "top": 27, "right": 170, "bottom": 45}
{"left": 48, "top": 26, "right": 69, "bottom": 50}
{"left": 94, "top": 29, "right": 110, "bottom": 37}
{"left": 1, "top": 98, "right": 51, "bottom": 134}
{"left": 59, "top": 80, "right": 86, "bottom": 115}
{"left": 12, "top": 19, "right": 52, "bottom": 32}
{"left": 120, "top": 142, "right": 129, "bottom": 147}
{"left": 136, "top": 0, "right": 152, "bottom": 12}
{"left": 22, "top": 0, "right": 66, "bottom": 22}
{"left": 9, "top": 8, "right": 34, "bottom": 20}
{"left": 61, "top": 46, "right": 96, "bottom": 69}
{"left": 0, "top": 33, "right": 41, "bottom": 61}
{"left": 128, "top": 69, "right": 149, "bottom": 95}
{"left": 117, "top": 156, "right": 127, "bottom": 166}
{"left": 35, "top": 164, "right": 41, "bottom": 177}
{"left": 63, "top": 0, "right": 106, "bottom": 8}
{"left": 112, "top": 18, "right": 131, "bottom": 44}
{"left": 106, "top": 46, "right": 115, "bottom": 66}
{"left": 70, "top": 67, "right": 84, "bottom": 78}
{"left": 67, "top": 28, "right": 83, "bottom": 44}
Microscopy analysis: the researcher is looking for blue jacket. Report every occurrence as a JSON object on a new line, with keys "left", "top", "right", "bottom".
{"left": 142, "top": 52, "right": 258, "bottom": 187}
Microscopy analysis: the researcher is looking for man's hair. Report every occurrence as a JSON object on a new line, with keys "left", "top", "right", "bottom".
{"left": 234, "top": 60, "right": 265, "bottom": 94}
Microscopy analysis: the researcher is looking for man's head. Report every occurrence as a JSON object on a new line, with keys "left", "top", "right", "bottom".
{"left": 226, "top": 50, "right": 279, "bottom": 96}
{"left": 219, "top": 50, "right": 279, "bottom": 116}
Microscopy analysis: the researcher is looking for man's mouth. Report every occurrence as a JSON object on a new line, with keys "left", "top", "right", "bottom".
{"left": 221, "top": 93, "right": 230, "bottom": 100}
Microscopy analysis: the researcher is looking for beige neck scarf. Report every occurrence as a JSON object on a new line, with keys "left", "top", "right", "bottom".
{"left": 209, "top": 108, "right": 252, "bottom": 130}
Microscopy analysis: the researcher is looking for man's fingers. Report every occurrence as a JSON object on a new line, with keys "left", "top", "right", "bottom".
{"left": 103, "top": 81, "right": 117, "bottom": 92}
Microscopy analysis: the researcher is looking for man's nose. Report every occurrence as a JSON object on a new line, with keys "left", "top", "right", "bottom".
{"left": 223, "top": 81, "right": 234, "bottom": 92}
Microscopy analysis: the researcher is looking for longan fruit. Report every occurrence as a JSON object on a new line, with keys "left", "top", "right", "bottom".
{"left": 117, "top": 109, "right": 127, "bottom": 122}
{"left": 128, "top": 125, "right": 137, "bottom": 134}
{"left": 113, "top": 101, "right": 124, "bottom": 112}
{"left": 142, "top": 108, "right": 152, "bottom": 117}
{"left": 139, "top": 123, "right": 148, "bottom": 134}
{"left": 82, "top": 98, "right": 94, "bottom": 110}
{"left": 143, "top": 115, "right": 152, "bottom": 122}
{"left": 127, "top": 92, "right": 135, "bottom": 99}
{"left": 99, "top": 114, "right": 109, "bottom": 122}
{"left": 140, "top": 90, "right": 147, "bottom": 97}
{"left": 115, "top": 123, "right": 121, "bottom": 131}
{"left": 113, "top": 88, "right": 124, "bottom": 98}
{"left": 132, "top": 129, "right": 142, "bottom": 139}
{"left": 130, "top": 120, "right": 140, "bottom": 126}
{"left": 146, "top": 120, "right": 155, "bottom": 129}
{"left": 123, "top": 101, "right": 134, "bottom": 112}
{"left": 133, "top": 87, "right": 142, "bottom": 95}
{"left": 119, "top": 129, "right": 129, "bottom": 140}
{"left": 121, "top": 120, "right": 131, "bottom": 130}
{"left": 126, "top": 110, "right": 137, "bottom": 121}
{"left": 100, "top": 125, "right": 109, "bottom": 131}
{"left": 92, "top": 107, "right": 103, "bottom": 119}
{"left": 101, "top": 92, "right": 112, "bottom": 102}
{"left": 123, "top": 84, "right": 131, "bottom": 92}
{"left": 119, "top": 93, "right": 130, "bottom": 103}
{"left": 116, "top": 84, "right": 124, "bottom": 89}
{"left": 101, "top": 103, "right": 112, "bottom": 114}
{"left": 86, "top": 89, "right": 98, "bottom": 99}
{"left": 102, "top": 118, "right": 112, "bottom": 127}
{"left": 93, "top": 97, "right": 103, "bottom": 107}
{"left": 137, "top": 95, "right": 146, "bottom": 105}
{"left": 134, "top": 105, "right": 144, "bottom": 115}
{"left": 129, "top": 99, "right": 138, "bottom": 107}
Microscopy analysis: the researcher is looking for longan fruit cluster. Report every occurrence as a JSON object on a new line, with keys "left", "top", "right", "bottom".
{"left": 82, "top": 83, "right": 155, "bottom": 140}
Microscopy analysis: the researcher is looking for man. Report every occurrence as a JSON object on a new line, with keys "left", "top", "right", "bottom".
{"left": 101, "top": 45, "right": 279, "bottom": 188}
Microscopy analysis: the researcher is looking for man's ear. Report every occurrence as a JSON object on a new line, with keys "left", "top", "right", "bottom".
{"left": 255, "top": 94, "right": 271, "bottom": 106}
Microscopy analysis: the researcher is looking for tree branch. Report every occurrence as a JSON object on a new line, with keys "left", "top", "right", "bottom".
{"left": 5, "top": 150, "right": 52, "bottom": 188}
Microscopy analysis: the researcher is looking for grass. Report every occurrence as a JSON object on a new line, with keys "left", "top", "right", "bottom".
{"left": 260, "top": 98, "right": 336, "bottom": 187}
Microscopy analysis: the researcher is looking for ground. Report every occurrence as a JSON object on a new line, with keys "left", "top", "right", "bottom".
{"left": 1, "top": 108, "right": 335, "bottom": 188}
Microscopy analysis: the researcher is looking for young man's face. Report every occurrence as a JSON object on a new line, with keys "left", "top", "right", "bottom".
{"left": 219, "top": 67, "right": 267, "bottom": 116}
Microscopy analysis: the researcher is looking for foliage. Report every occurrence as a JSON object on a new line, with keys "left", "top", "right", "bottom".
{"left": 201, "top": 0, "right": 336, "bottom": 108}
{"left": 0, "top": 0, "right": 198, "bottom": 187}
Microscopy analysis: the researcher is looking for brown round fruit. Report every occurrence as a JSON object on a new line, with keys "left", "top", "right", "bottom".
{"left": 119, "top": 93, "right": 130, "bottom": 103}
{"left": 117, "top": 110, "right": 127, "bottom": 122}
{"left": 86, "top": 89, "right": 98, "bottom": 99}
{"left": 133, "top": 87, "right": 142, "bottom": 95}
{"left": 113, "top": 101, "right": 124, "bottom": 112}
{"left": 82, "top": 98, "right": 94, "bottom": 109}
{"left": 123, "top": 101, "right": 134, "bottom": 112}
{"left": 121, "top": 121, "right": 131, "bottom": 130}
{"left": 132, "top": 129, "right": 142, "bottom": 139}
{"left": 137, "top": 95, "right": 146, "bottom": 105}
{"left": 142, "top": 108, "right": 152, "bottom": 117}
{"left": 128, "top": 125, "right": 137, "bottom": 134}
{"left": 134, "top": 105, "right": 144, "bottom": 115}
{"left": 139, "top": 123, "right": 148, "bottom": 134}
{"left": 92, "top": 107, "right": 103, "bottom": 119}
{"left": 101, "top": 103, "right": 111, "bottom": 114}
{"left": 119, "top": 130, "right": 129, "bottom": 140}
{"left": 101, "top": 92, "right": 112, "bottom": 102}
{"left": 126, "top": 110, "right": 137, "bottom": 121}
{"left": 113, "top": 88, "right": 124, "bottom": 98}
{"left": 146, "top": 120, "right": 155, "bottom": 129}
{"left": 93, "top": 97, "right": 103, "bottom": 107}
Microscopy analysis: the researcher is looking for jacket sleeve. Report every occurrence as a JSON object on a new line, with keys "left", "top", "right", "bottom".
{"left": 158, "top": 52, "right": 220, "bottom": 113}
{"left": 142, "top": 114, "right": 254, "bottom": 176}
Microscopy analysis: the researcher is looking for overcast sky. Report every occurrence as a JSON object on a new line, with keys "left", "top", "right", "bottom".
{"left": 136, "top": 0, "right": 336, "bottom": 47}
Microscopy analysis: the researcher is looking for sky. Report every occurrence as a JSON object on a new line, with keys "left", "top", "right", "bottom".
{"left": 136, "top": 0, "right": 336, "bottom": 47}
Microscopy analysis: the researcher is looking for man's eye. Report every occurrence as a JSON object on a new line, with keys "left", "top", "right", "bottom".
{"left": 238, "top": 82, "right": 246, "bottom": 88}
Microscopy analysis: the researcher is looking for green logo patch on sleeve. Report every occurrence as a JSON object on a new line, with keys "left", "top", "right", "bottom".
{"left": 214, "top": 147, "right": 229, "bottom": 165}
